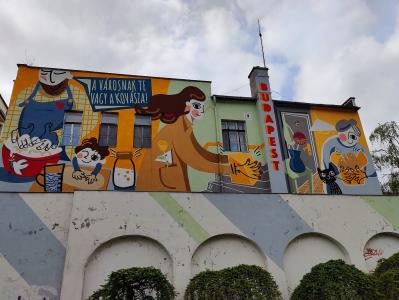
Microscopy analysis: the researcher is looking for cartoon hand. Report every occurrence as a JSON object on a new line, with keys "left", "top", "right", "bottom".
{"left": 11, "top": 126, "right": 37, "bottom": 149}
{"left": 11, "top": 130, "right": 33, "bottom": 149}
{"left": 72, "top": 170, "right": 86, "bottom": 180}
{"left": 352, "top": 168, "right": 367, "bottom": 184}
{"left": 340, "top": 167, "right": 367, "bottom": 184}
{"left": 231, "top": 159, "right": 262, "bottom": 179}
{"left": 35, "top": 139, "right": 53, "bottom": 151}
{"left": 218, "top": 144, "right": 225, "bottom": 154}
{"left": 86, "top": 174, "right": 97, "bottom": 184}
{"left": 11, "top": 128, "right": 53, "bottom": 150}
{"left": 12, "top": 159, "right": 28, "bottom": 175}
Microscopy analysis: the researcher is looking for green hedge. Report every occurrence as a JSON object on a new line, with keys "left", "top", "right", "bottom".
{"left": 374, "top": 252, "right": 399, "bottom": 276}
{"left": 373, "top": 252, "right": 399, "bottom": 300}
{"left": 291, "top": 260, "right": 379, "bottom": 300}
{"left": 375, "top": 269, "right": 399, "bottom": 300}
{"left": 87, "top": 267, "right": 175, "bottom": 300}
{"left": 185, "top": 264, "right": 281, "bottom": 300}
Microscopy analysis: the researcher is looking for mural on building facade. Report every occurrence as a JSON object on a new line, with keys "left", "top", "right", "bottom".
{"left": 279, "top": 107, "right": 381, "bottom": 195}
{"left": 317, "top": 163, "right": 342, "bottom": 194}
{"left": 255, "top": 80, "right": 288, "bottom": 193}
{"left": 0, "top": 66, "right": 264, "bottom": 193}
{"left": 312, "top": 109, "right": 381, "bottom": 195}
{"left": 281, "top": 112, "right": 320, "bottom": 194}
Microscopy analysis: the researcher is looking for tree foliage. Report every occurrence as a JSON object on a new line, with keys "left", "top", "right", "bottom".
{"left": 87, "top": 267, "right": 175, "bottom": 300}
{"left": 185, "top": 264, "right": 281, "bottom": 300}
{"left": 369, "top": 121, "right": 399, "bottom": 194}
{"left": 291, "top": 260, "right": 379, "bottom": 300}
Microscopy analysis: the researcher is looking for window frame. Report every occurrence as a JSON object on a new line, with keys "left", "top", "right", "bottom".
{"left": 134, "top": 114, "right": 152, "bottom": 148}
{"left": 221, "top": 120, "right": 248, "bottom": 152}
{"left": 61, "top": 111, "right": 83, "bottom": 146}
{"left": 99, "top": 112, "right": 118, "bottom": 147}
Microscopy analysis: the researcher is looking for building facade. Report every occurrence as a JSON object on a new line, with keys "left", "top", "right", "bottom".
{"left": 0, "top": 65, "right": 397, "bottom": 300}
{"left": 0, "top": 65, "right": 382, "bottom": 195}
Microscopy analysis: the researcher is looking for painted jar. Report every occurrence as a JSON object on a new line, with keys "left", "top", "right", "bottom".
{"left": 112, "top": 152, "right": 136, "bottom": 190}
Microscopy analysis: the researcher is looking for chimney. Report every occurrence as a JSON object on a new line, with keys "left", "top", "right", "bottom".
{"left": 248, "top": 67, "right": 288, "bottom": 193}
{"left": 342, "top": 97, "right": 356, "bottom": 107}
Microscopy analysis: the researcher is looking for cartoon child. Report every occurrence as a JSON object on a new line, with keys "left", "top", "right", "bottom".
{"left": 72, "top": 138, "right": 109, "bottom": 184}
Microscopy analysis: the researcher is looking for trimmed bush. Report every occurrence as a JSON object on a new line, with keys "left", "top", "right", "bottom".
{"left": 185, "top": 264, "right": 281, "bottom": 300}
{"left": 372, "top": 252, "right": 399, "bottom": 300}
{"left": 291, "top": 259, "right": 378, "bottom": 300}
{"left": 184, "top": 269, "right": 222, "bottom": 299}
{"left": 87, "top": 267, "right": 175, "bottom": 300}
{"left": 375, "top": 269, "right": 399, "bottom": 300}
{"left": 374, "top": 252, "right": 399, "bottom": 276}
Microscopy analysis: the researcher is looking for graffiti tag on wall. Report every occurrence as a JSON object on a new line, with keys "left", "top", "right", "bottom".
{"left": 363, "top": 247, "right": 383, "bottom": 260}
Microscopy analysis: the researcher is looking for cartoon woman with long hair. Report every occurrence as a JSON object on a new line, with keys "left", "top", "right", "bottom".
{"left": 135, "top": 86, "right": 261, "bottom": 192}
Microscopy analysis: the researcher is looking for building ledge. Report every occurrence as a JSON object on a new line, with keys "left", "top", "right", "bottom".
{"left": 213, "top": 94, "right": 256, "bottom": 102}
{"left": 273, "top": 99, "right": 360, "bottom": 112}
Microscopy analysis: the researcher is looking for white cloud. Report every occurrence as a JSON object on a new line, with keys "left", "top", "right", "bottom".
{"left": 237, "top": 0, "right": 399, "bottom": 138}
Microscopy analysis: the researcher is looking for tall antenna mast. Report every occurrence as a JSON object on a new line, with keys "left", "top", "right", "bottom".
{"left": 258, "top": 19, "right": 266, "bottom": 68}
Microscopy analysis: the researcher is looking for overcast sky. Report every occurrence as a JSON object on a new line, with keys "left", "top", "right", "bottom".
{"left": 0, "top": 0, "right": 398, "bottom": 139}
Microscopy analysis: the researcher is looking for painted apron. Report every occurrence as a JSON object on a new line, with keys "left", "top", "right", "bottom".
{"left": 18, "top": 82, "right": 73, "bottom": 146}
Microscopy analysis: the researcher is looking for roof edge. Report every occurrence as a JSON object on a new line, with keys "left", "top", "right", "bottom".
{"left": 17, "top": 64, "right": 212, "bottom": 84}
{"left": 273, "top": 99, "right": 360, "bottom": 111}
{"left": 248, "top": 66, "right": 269, "bottom": 79}
{"left": 213, "top": 94, "right": 256, "bottom": 102}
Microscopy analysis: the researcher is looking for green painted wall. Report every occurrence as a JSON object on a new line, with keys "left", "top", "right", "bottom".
{"left": 216, "top": 100, "right": 265, "bottom": 164}
{"left": 363, "top": 196, "right": 399, "bottom": 229}
{"left": 188, "top": 99, "right": 265, "bottom": 191}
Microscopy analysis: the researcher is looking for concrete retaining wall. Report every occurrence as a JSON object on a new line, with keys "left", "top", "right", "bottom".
{"left": 0, "top": 192, "right": 398, "bottom": 299}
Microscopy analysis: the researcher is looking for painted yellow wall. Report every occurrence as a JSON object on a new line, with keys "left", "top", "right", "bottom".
{"left": 310, "top": 108, "right": 371, "bottom": 165}
{"left": 1, "top": 65, "right": 267, "bottom": 193}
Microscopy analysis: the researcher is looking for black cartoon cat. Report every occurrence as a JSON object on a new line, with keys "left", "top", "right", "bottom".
{"left": 318, "top": 163, "right": 342, "bottom": 195}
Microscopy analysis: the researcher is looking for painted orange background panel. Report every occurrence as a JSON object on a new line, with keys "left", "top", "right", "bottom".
{"left": 310, "top": 108, "right": 370, "bottom": 165}
{"left": 6, "top": 66, "right": 170, "bottom": 171}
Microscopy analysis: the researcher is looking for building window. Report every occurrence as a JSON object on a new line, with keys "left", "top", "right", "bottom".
{"left": 61, "top": 111, "right": 82, "bottom": 146}
{"left": 134, "top": 115, "right": 151, "bottom": 148}
{"left": 221, "top": 120, "right": 248, "bottom": 152}
{"left": 99, "top": 113, "right": 118, "bottom": 147}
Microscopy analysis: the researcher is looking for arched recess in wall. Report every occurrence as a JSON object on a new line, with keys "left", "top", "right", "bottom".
{"left": 82, "top": 235, "right": 173, "bottom": 300}
{"left": 191, "top": 234, "right": 267, "bottom": 276}
{"left": 283, "top": 232, "right": 350, "bottom": 294}
{"left": 364, "top": 232, "right": 399, "bottom": 272}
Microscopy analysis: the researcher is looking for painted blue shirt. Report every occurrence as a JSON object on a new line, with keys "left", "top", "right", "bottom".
{"left": 72, "top": 156, "right": 102, "bottom": 176}
{"left": 322, "top": 137, "right": 381, "bottom": 195}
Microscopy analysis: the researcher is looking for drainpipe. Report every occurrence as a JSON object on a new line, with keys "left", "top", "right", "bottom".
{"left": 212, "top": 95, "right": 224, "bottom": 192}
